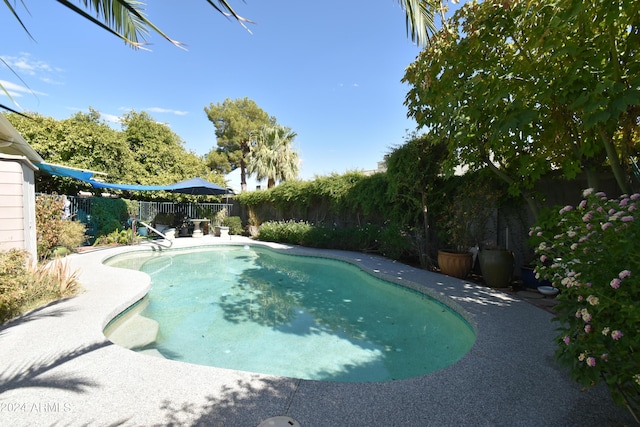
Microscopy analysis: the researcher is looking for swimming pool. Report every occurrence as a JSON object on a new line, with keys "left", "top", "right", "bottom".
{"left": 104, "top": 245, "right": 475, "bottom": 382}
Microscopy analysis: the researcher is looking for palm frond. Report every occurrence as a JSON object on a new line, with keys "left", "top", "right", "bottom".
{"left": 3, "top": 0, "right": 35, "bottom": 40}
{"left": 398, "top": 0, "right": 438, "bottom": 46}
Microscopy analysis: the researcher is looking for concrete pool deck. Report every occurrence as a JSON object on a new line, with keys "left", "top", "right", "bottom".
{"left": 0, "top": 236, "right": 635, "bottom": 426}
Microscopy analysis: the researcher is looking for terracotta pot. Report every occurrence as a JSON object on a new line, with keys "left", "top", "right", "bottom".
{"left": 437, "top": 250, "right": 473, "bottom": 279}
{"left": 479, "top": 249, "right": 514, "bottom": 288}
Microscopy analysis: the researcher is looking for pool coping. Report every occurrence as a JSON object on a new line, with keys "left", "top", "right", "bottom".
{"left": 0, "top": 235, "right": 635, "bottom": 426}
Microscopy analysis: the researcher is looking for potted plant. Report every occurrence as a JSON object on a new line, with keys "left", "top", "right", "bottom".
{"left": 436, "top": 178, "right": 500, "bottom": 279}
{"left": 214, "top": 208, "right": 229, "bottom": 238}
{"left": 436, "top": 213, "right": 475, "bottom": 279}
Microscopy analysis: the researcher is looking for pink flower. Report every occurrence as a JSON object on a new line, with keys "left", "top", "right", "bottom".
{"left": 586, "top": 357, "right": 596, "bottom": 367}
{"left": 595, "top": 191, "right": 607, "bottom": 198}
{"left": 540, "top": 255, "right": 547, "bottom": 263}
{"left": 559, "top": 205, "right": 573, "bottom": 214}
{"left": 579, "top": 199, "right": 587, "bottom": 209}
{"left": 600, "top": 353, "right": 609, "bottom": 361}
{"left": 619, "top": 270, "right": 631, "bottom": 279}
{"left": 631, "top": 193, "right": 640, "bottom": 200}
{"left": 622, "top": 216, "right": 634, "bottom": 222}
{"left": 601, "top": 222, "right": 612, "bottom": 231}
{"left": 620, "top": 198, "right": 629, "bottom": 207}
{"left": 612, "top": 330, "right": 624, "bottom": 340}
{"left": 583, "top": 189, "right": 594, "bottom": 197}
{"left": 584, "top": 324, "right": 592, "bottom": 333}
{"left": 563, "top": 336, "right": 571, "bottom": 345}
{"left": 610, "top": 278, "right": 621, "bottom": 289}
{"left": 582, "top": 212, "right": 593, "bottom": 222}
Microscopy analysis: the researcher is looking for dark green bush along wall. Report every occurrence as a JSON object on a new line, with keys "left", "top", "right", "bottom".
{"left": 236, "top": 168, "right": 620, "bottom": 270}
{"left": 90, "top": 198, "right": 130, "bottom": 237}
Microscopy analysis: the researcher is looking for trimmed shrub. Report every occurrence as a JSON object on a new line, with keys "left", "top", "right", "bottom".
{"left": 91, "top": 198, "right": 129, "bottom": 237}
{"left": 223, "top": 216, "right": 243, "bottom": 235}
{"left": 35, "top": 194, "right": 65, "bottom": 260}
{"left": 256, "top": 221, "right": 413, "bottom": 262}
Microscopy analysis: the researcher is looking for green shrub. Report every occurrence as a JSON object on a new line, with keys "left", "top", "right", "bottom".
{"left": 93, "top": 229, "right": 132, "bottom": 246}
{"left": 35, "top": 194, "right": 65, "bottom": 260}
{"left": 0, "top": 249, "right": 80, "bottom": 324}
{"left": 223, "top": 216, "right": 243, "bottom": 235}
{"left": 91, "top": 198, "right": 129, "bottom": 237}
{"left": 258, "top": 220, "right": 313, "bottom": 245}
{"left": 256, "top": 221, "right": 413, "bottom": 261}
{"left": 58, "top": 220, "right": 87, "bottom": 252}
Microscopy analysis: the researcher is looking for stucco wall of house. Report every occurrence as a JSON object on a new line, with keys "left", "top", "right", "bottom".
{"left": 0, "top": 158, "right": 37, "bottom": 262}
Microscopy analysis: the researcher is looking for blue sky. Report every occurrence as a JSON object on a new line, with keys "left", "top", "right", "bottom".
{"left": 1, "top": 1, "right": 443, "bottom": 190}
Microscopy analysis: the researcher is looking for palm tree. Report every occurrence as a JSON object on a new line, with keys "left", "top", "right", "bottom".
{"left": 248, "top": 125, "right": 299, "bottom": 189}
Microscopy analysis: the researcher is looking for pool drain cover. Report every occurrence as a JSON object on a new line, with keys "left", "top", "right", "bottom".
{"left": 257, "top": 416, "right": 301, "bottom": 427}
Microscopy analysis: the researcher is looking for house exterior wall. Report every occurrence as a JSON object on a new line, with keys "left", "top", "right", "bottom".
{"left": 0, "top": 158, "right": 37, "bottom": 262}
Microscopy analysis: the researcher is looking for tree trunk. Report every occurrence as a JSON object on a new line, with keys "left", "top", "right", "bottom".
{"left": 421, "top": 191, "right": 434, "bottom": 270}
{"left": 599, "top": 126, "right": 631, "bottom": 195}
{"left": 240, "top": 158, "right": 247, "bottom": 192}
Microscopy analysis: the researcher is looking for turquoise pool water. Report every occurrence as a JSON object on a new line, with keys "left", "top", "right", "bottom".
{"left": 105, "top": 245, "right": 475, "bottom": 382}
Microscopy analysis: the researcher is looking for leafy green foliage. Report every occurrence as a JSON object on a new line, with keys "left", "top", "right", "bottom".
{"left": 533, "top": 189, "right": 640, "bottom": 420}
{"left": 35, "top": 194, "right": 64, "bottom": 260}
{"left": 223, "top": 216, "right": 243, "bottom": 235}
{"left": 204, "top": 97, "right": 274, "bottom": 191}
{"left": 4, "top": 110, "right": 224, "bottom": 198}
{"left": 93, "top": 229, "right": 133, "bottom": 246}
{"left": 403, "top": 0, "right": 640, "bottom": 198}
{"left": 34, "top": 194, "right": 87, "bottom": 259}
{"left": 256, "top": 220, "right": 412, "bottom": 261}
{"left": 58, "top": 220, "right": 87, "bottom": 252}
{"left": 90, "top": 198, "right": 130, "bottom": 237}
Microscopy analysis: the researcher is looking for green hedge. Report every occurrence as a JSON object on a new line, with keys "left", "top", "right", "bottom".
{"left": 256, "top": 221, "right": 413, "bottom": 261}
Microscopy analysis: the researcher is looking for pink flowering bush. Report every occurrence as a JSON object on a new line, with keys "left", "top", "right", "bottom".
{"left": 532, "top": 189, "right": 639, "bottom": 421}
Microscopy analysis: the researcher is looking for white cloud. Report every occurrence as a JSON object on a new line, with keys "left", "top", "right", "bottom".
{"left": 1, "top": 53, "right": 59, "bottom": 76}
{"left": 0, "top": 79, "right": 47, "bottom": 98}
{"left": 145, "top": 107, "right": 188, "bottom": 116}
{"left": 100, "top": 113, "right": 122, "bottom": 124}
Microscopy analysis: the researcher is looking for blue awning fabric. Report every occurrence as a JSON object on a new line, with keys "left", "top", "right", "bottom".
{"left": 35, "top": 162, "right": 99, "bottom": 182}
{"left": 35, "top": 162, "right": 229, "bottom": 195}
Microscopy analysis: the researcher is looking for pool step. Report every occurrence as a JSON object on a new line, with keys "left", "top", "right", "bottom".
{"left": 106, "top": 313, "right": 159, "bottom": 349}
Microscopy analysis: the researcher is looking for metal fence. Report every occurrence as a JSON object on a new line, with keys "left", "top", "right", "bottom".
{"left": 66, "top": 196, "right": 231, "bottom": 227}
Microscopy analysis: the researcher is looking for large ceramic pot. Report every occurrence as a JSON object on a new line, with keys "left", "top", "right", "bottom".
{"left": 437, "top": 250, "right": 473, "bottom": 279}
{"left": 520, "top": 265, "right": 551, "bottom": 289}
{"left": 479, "top": 249, "right": 514, "bottom": 288}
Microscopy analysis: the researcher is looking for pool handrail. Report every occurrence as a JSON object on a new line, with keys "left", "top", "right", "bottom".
{"left": 132, "top": 219, "right": 173, "bottom": 248}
